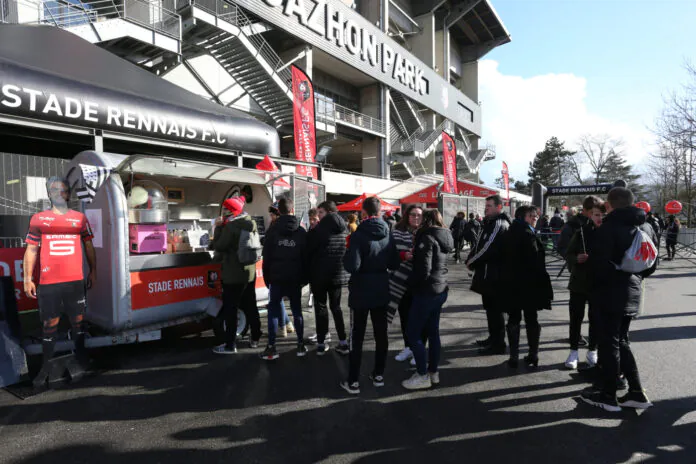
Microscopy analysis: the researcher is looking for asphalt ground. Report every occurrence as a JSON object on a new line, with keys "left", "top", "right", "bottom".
{"left": 1, "top": 255, "right": 696, "bottom": 464}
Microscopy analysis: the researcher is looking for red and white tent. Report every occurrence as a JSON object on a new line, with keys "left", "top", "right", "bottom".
{"left": 336, "top": 193, "right": 400, "bottom": 213}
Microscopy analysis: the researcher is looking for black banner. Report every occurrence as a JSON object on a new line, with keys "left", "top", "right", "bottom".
{"left": 546, "top": 184, "right": 613, "bottom": 196}
{"left": 0, "top": 60, "right": 278, "bottom": 155}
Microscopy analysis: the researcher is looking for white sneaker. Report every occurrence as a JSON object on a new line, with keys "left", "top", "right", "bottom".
{"left": 586, "top": 350, "right": 598, "bottom": 367}
{"left": 430, "top": 371, "right": 440, "bottom": 385}
{"left": 402, "top": 372, "right": 432, "bottom": 390}
{"left": 565, "top": 350, "right": 579, "bottom": 370}
{"left": 395, "top": 347, "right": 413, "bottom": 362}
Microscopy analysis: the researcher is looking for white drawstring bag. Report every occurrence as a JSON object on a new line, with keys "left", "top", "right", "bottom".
{"left": 613, "top": 228, "right": 657, "bottom": 274}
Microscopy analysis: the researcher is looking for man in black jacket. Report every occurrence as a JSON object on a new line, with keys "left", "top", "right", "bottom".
{"left": 466, "top": 194, "right": 511, "bottom": 355}
{"left": 581, "top": 187, "right": 657, "bottom": 412}
{"left": 449, "top": 212, "right": 466, "bottom": 263}
{"left": 340, "top": 197, "right": 392, "bottom": 395}
{"left": 308, "top": 201, "right": 350, "bottom": 356}
{"left": 463, "top": 212, "right": 482, "bottom": 249}
{"left": 260, "top": 198, "right": 308, "bottom": 361}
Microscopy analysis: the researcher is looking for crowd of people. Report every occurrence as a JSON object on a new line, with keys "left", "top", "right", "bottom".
{"left": 210, "top": 187, "right": 660, "bottom": 411}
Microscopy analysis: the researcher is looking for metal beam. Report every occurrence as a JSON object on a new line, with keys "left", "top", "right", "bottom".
{"left": 182, "top": 59, "right": 223, "bottom": 105}
{"left": 445, "top": 0, "right": 482, "bottom": 29}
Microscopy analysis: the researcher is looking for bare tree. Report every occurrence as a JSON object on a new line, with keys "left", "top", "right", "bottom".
{"left": 575, "top": 134, "right": 625, "bottom": 184}
{"left": 651, "top": 61, "right": 696, "bottom": 225}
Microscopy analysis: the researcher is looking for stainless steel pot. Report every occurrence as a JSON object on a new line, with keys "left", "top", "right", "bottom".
{"left": 128, "top": 209, "right": 169, "bottom": 224}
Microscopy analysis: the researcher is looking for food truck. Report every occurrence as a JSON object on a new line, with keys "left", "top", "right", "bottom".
{"left": 0, "top": 25, "right": 324, "bottom": 355}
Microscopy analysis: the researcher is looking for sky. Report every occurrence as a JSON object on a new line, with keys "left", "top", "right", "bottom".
{"left": 477, "top": 0, "right": 696, "bottom": 186}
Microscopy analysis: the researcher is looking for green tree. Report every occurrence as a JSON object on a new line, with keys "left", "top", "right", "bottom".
{"left": 494, "top": 174, "right": 516, "bottom": 190}
{"left": 527, "top": 137, "right": 575, "bottom": 189}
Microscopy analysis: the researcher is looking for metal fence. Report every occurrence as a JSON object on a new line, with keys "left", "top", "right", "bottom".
{"left": 7, "top": 0, "right": 180, "bottom": 38}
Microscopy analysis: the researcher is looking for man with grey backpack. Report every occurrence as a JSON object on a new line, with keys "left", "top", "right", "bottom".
{"left": 581, "top": 187, "right": 658, "bottom": 412}
{"left": 212, "top": 196, "right": 262, "bottom": 354}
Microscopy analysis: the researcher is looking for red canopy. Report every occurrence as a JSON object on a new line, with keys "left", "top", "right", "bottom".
{"left": 256, "top": 155, "right": 290, "bottom": 187}
{"left": 337, "top": 193, "right": 399, "bottom": 213}
{"left": 399, "top": 181, "right": 499, "bottom": 204}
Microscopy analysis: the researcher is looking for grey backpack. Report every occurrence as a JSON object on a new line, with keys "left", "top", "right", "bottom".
{"left": 237, "top": 227, "right": 263, "bottom": 265}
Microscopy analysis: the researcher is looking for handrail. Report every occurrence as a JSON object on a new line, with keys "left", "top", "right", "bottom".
{"left": 333, "top": 103, "right": 386, "bottom": 135}
{"left": 7, "top": 0, "right": 181, "bottom": 38}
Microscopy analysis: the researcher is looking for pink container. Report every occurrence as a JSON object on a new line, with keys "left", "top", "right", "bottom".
{"left": 129, "top": 223, "right": 167, "bottom": 254}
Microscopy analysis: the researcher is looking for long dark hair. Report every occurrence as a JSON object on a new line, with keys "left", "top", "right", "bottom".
{"left": 421, "top": 209, "right": 445, "bottom": 229}
{"left": 395, "top": 204, "right": 423, "bottom": 231}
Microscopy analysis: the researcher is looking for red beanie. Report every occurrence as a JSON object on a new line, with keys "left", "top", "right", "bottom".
{"left": 223, "top": 196, "right": 246, "bottom": 217}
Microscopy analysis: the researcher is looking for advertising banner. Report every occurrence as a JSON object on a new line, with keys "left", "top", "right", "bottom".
{"left": 442, "top": 132, "right": 458, "bottom": 194}
{"left": 502, "top": 161, "right": 510, "bottom": 200}
{"left": 291, "top": 65, "right": 318, "bottom": 179}
{"left": 0, "top": 247, "right": 39, "bottom": 312}
{"left": 130, "top": 262, "right": 266, "bottom": 310}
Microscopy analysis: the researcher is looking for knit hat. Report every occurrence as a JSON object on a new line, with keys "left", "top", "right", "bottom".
{"left": 223, "top": 196, "right": 246, "bottom": 217}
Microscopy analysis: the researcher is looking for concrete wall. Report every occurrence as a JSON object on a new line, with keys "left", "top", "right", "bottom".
{"left": 460, "top": 61, "right": 479, "bottom": 103}
{"left": 359, "top": 84, "right": 381, "bottom": 118}
{"left": 434, "top": 30, "right": 446, "bottom": 79}
{"left": 410, "top": 13, "right": 435, "bottom": 69}
{"left": 362, "top": 138, "right": 381, "bottom": 176}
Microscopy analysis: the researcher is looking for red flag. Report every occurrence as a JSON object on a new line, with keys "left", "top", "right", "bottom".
{"left": 502, "top": 161, "right": 510, "bottom": 200}
{"left": 256, "top": 155, "right": 290, "bottom": 187}
{"left": 291, "top": 65, "right": 318, "bottom": 179}
{"left": 442, "top": 132, "right": 457, "bottom": 194}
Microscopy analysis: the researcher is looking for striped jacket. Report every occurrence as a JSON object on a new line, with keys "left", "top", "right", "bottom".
{"left": 466, "top": 212, "right": 511, "bottom": 295}
{"left": 387, "top": 227, "right": 416, "bottom": 323}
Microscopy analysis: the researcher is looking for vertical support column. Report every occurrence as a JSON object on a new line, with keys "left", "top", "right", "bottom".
{"left": 304, "top": 45, "right": 313, "bottom": 79}
{"left": 93, "top": 132, "right": 103, "bottom": 152}
{"left": 380, "top": 0, "right": 389, "bottom": 178}
{"left": 381, "top": 84, "right": 390, "bottom": 178}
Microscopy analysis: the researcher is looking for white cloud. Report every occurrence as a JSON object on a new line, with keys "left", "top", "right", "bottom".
{"left": 477, "top": 60, "right": 652, "bottom": 185}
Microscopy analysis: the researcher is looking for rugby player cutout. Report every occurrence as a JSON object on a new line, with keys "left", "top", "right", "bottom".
{"left": 23, "top": 177, "right": 97, "bottom": 388}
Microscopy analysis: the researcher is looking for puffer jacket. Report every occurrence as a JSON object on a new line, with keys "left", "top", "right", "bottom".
{"left": 343, "top": 217, "right": 391, "bottom": 308}
{"left": 501, "top": 219, "right": 553, "bottom": 311}
{"left": 409, "top": 227, "right": 454, "bottom": 295}
{"left": 590, "top": 206, "right": 658, "bottom": 316}
{"left": 213, "top": 213, "right": 257, "bottom": 285}
{"left": 262, "top": 214, "right": 307, "bottom": 286}
{"left": 307, "top": 212, "right": 349, "bottom": 286}
{"left": 466, "top": 212, "right": 511, "bottom": 295}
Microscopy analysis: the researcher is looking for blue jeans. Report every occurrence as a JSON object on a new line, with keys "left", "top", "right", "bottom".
{"left": 268, "top": 285, "right": 290, "bottom": 328}
{"left": 408, "top": 290, "right": 448, "bottom": 376}
{"left": 268, "top": 284, "right": 303, "bottom": 345}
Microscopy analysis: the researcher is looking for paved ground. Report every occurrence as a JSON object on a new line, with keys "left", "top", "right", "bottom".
{"left": 1, "top": 256, "right": 696, "bottom": 464}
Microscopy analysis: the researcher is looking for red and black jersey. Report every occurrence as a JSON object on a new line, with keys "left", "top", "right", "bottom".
{"left": 26, "top": 209, "right": 94, "bottom": 285}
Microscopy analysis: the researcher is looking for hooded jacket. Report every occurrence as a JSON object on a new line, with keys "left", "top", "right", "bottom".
{"left": 466, "top": 212, "right": 511, "bottom": 295}
{"left": 501, "top": 219, "right": 553, "bottom": 310}
{"left": 409, "top": 227, "right": 454, "bottom": 295}
{"left": 307, "top": 212, "right": 349, "bottom": 286}
{"left": 343, "top": 217, "right": 392, "bottom": 308}
{"left": 566, "top": 220, "right": 599, "bottom": 295}
{"left": 262, "top": 214, "right": 308, "bottom": 286}
{"left": 449, "top": 216, "right": 466, "bottom": 241}
{"left": 558, "top": 213, "right": 589, "bottom": 258}
{"left": 213, "top": 213, "right": 257, "bottom": 285}
{"left": 590, "top": 206, "right": 658, "bottom": 316}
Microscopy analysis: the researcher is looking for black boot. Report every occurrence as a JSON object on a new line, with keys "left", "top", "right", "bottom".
{"left": 524, "top": 323, "right": 541, "bottom": 368}
{"left": 506, "top": 324, "right": 520, "bottom": 368}
{"left": 32, "top": 337, "right": 56, "bottom": 388}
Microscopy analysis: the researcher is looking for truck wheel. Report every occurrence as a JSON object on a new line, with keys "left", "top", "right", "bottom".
{"left": 213, "top": 309, "right": 248, "bottom": 341}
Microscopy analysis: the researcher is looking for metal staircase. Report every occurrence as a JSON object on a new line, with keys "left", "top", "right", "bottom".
{"left": 179, "top": 0, "right": 293, "bottom": 127}
{"left": 390, "top": 91, "right": 425, "bottom": 135}
{"left": 4, "top": 0, "right": 181, "bottom": 62}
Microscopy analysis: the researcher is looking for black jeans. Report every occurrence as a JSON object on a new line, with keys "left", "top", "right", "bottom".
{"left": 482, "top": 294, "right": 506, "bottom": 347}
{"left": 348, "top": 306, "right": 388, "bottom": 383}
{"left": 508, "top": 307, "right": 538, "bottom": 327}
{"left": 666, "top": 241, "right": 676, "bottom": 259}
{"left": 311, "top": 281, "right": 347, "bottom": 344}
{"left": 398, "top": 291, "right": 428, "bottom": 349}
{"left": 453, "top": 238, "right": 464, "bottom": 261}
{"left": 222, "top": 279, "right": 261, "bottom": 349}
{"left": 569, "top": 291, "right": 598, "bottom": 351}
{"left": 599, "top": 311, "right": 643, "bottom": 396}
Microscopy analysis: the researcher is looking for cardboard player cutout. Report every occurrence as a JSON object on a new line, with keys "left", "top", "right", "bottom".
{"left": 23, "top": 177, "right": 98, "bottom": 388}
